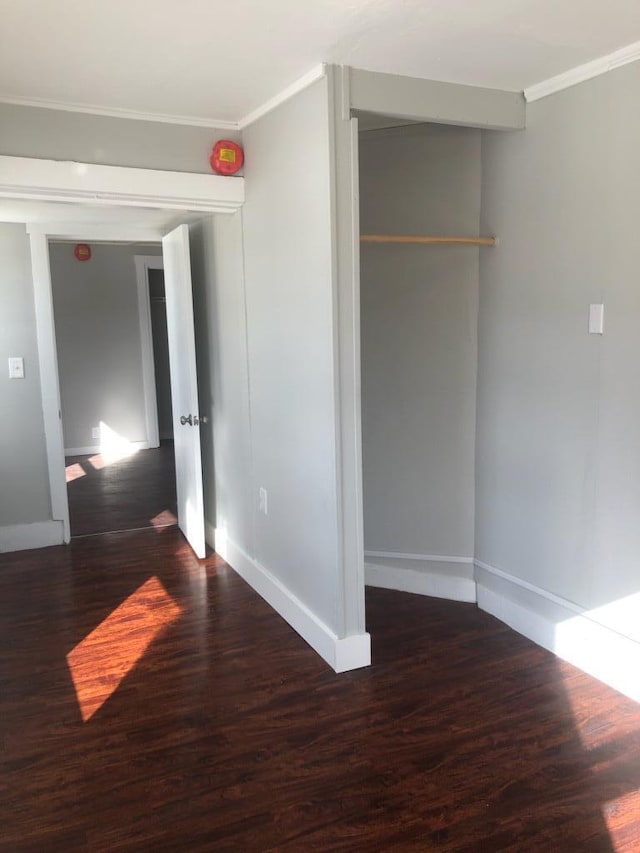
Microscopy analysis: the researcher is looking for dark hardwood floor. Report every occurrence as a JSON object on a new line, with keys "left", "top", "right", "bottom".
{"left": 1, "top": 529, "right": 639, "bottom": 851}
{"left": 65, "top": 441, "right": 177, "bottom": 537}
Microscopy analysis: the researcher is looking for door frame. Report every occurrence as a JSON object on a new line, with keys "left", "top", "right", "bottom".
{"left": 30, "top": 224, "right": 169, "bottom": 543}
{"left": 18, "top": 155, "right": 244, "bottom": 544}
{"left": 135, "top": 254, "right": 165, "bottom": 450}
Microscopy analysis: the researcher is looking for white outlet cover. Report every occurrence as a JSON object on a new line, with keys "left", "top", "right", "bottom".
{"left": 8, "top": 357, "right": 24, "bottom": 379}
{"left": 589, "top": 303, "right": 604, "bottom": 335}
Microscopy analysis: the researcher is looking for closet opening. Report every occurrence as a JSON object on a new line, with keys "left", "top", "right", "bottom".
{"left": 358, "top": 116, "right": 489, "bottom": 613}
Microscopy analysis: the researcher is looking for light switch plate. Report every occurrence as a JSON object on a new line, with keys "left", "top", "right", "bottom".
{"left": 589, "top": 304, "right": 604, "bottom": 335}
{"left": 8, "top": 357, "right": 24, "bottom": 379}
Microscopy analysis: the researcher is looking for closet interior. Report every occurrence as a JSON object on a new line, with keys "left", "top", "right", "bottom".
{"left": 358, "top": 117, "right": 494, "bottom": 600}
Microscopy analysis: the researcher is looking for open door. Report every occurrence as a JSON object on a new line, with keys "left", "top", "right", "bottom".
{"left": 162, "top": 224, "right": 206, "bottom": 558}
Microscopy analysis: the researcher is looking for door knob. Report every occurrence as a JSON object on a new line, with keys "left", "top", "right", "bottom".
{"left": 180, "top": 414, "right": 193, "bottom": 426}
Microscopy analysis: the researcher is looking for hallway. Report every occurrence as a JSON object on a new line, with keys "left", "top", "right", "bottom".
{"left": 65, "top": 441, "right": 177, "bottom": 537}
{"left": 1, "top": 528, "right": 639, "bottom": 850}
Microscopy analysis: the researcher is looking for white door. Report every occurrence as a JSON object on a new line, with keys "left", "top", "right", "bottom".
{"left": 162, "top": 224, "right": 206, "bottom": 558}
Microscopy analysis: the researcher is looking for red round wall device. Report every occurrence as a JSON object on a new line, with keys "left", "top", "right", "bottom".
{"left": 74, "top": 243, "right": 91, "bottom": 262}
{"left": 210, "top": 140, "right": 244, "bottom": 175}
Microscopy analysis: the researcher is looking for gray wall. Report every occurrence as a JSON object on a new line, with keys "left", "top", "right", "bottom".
{"left": 241, "top": 76, "right": 341, "bottom": 632}
{"left": 50, "top": 242, "right": 161, "bottom": 451}
{"left": 194, "top": 79, "right": 343, "bottom": 635}
{"left": 0, "top": 223, "right": 50, "bottom": 525}
{"left": 0, "top": 103, "right": 242, "bottom": 174}
{"left": 360, "top": 123, "right": 481, "bottom": 559}
{"left": 478, "top": 61, "right": 640, "bottom": 641}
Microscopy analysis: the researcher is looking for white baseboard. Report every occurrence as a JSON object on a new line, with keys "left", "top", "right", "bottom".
{"left": 64, "top": 440, "right": 152, "bottom": 456}
{"left": 0, "top": 520, "right": 64, "bottom": 553}
{"left": 475, "top": 559, "right": 640, "bottom": 705}
{"left": 215, "top": 528, "right": 370, "bottom": 673}
{"left": 365, "top": 551, "right": 477, "bottom": 603}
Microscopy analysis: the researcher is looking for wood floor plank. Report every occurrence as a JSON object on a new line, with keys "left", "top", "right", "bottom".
{"left": 65, "top": 441, "right": 177, "bottom": 537}
{"left": 1, "top": 527, "right": 639, "bottom": 850}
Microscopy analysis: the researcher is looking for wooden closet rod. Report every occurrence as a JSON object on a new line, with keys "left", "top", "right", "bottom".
{"left": 361, "top": 234, "right": 496, "bottom": 246}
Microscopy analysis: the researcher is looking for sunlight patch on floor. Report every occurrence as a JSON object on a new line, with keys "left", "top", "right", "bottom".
{"left": 553, "top": 595, "right": 640, "bottom": 718}
{"left": 150, "top": 509, "right": 178, "bottom": 529}
{"left": 66, "top": 576, "right": 181, "bottom": 722}
{"left": 89, "top": 421, "right": 140, "bottom": 468}
{"left": 603, "top": 790, "right": 640, "bottom": 850}
{"left": 65, "top": 462, "right": 86, "bottom": 483}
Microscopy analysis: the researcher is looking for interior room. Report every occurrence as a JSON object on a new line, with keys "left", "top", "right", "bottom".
{"left": 50, "top": 240, "right": 178, "bottom": 537}
{"left": 1, "top": 2, "right": 640, "bottom": 849}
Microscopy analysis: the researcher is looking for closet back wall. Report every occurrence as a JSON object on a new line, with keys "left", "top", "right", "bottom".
{"left": 360, "top": 123, "right": 481, "bottom": 578}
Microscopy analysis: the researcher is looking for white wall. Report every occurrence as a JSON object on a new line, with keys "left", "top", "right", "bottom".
{"left": 0, "top": 223, "right": 52, "bottom": 543}
{"left": 49, "top": 242, "right": 162, "bottom": 452}
{"left": 477, "top": 61, "right": 640, "bottom": 700}
{"left": 359, "top": 123, "right": 480, "bottom": 597}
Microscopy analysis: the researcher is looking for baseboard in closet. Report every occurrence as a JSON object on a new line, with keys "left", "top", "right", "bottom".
{"left": 365, "top": 550, "right": 477, "bottom": 603}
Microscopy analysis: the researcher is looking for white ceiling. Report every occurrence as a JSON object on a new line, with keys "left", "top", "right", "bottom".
{"left": 1, "top": 0, "right": 639, "bottom": 123}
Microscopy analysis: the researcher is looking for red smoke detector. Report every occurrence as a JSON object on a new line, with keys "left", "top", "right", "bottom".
{"left": 210, "top": 140, "right": 244, "bottom": 175}
{"left": 74, "top": 243, "right": 91, "bottom": 262}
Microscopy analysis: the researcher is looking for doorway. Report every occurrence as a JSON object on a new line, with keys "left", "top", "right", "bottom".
{"left": 49, "top": 241, "right": 178, "bottom": 537}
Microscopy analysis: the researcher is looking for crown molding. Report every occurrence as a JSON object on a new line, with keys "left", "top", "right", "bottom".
{"left": 238, "top": 64, "right": 326, "bottom": 129}
{"left": 524, "top": 38, "right": 640, "bottom": 103}
{"left": 0, "top": 64, "right": 327, "bottom": 133}
{"left": 0, "top": 93, "right": 239, "bottom": 130}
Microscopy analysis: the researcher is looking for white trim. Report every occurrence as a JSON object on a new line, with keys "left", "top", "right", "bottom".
{"left": 64, "top": 440, "right": 152, "bottom": 456}
{"left": 135, "top": 255, "right": 165, "bottom": 449}
{"left": 0, "top": 92, "right": 239, "bottom": 130}
{"left": 365, "top": 549, "right": 474, "bottom": 565}
{"left": 0, "top": 155, "right": 244, "bottom": 213}
{"left": 524, "top": 39, "right": 640, "bottom": 103}
{"left": 30, "top": 224, "right": 165, "bottom": 243}
{"left": 365, "top": 560, "right": 477, "bottom": 603}
{"left": 326, "top": 65, "right": 367, "bottom": 640}
{"left": 214, "top": 530, "right": 371, "bottom": 673}
{"left": 238, "top": 64, "right": 326, "bottom": 129}
{"left": 474, "top": 559, "right": 584, "bottom": 615}
{"left": 29, "top": 231, "right": 71, "bottom": 542}
{"left": 0, "top": 521, "right": 64, "bottom": 553}
{"left": 475, "top": 561, "right": 640, "bottom": 704}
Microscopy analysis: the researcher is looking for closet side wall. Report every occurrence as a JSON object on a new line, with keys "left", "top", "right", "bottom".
{"left": 360, "top": 123, "right": 481, "bottom": 590}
